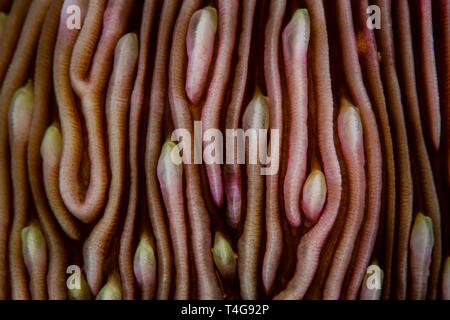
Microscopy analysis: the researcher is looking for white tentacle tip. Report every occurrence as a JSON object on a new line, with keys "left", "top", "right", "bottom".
{"left": 133, "top": 236, "right": 157, "bottom": 293}
{"left": 212, "top": 232, "right": 237, "bottom": 280}
{"left": 96, "top": 271, "right": 122, "bottom": 300}
{"left": 21, "top": 222, "right": 47, "bottom": 277}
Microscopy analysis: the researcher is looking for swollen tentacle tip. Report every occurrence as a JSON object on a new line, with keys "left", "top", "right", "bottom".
{"left": 133, "top": 236, "right": 157, "bottom": 295}
{"left": 409, "top": 212, "right": 434, "bottom": 299}
{"left": 96, "top": 271, "right": 122, "bottom": 300}
{"left": 337, "top": 102, "right": 364, "bottom": 158}
{"left": 283, "top": 8, "right": 310, "bottom": 61}
{"left": 116, "top": 32, "right": 139, "bottom": 63}
{"left": 410, "top": 213, "right": 434, "bottom": 256}
{"left": 9, "top": 81, "right": 34, "bottom": 141}
{"left": 186, "top": 6, "right": 218, "bottom": 105}
{"left": 242, "top": 90, "right": 270, "bottom": 131}
{"left": 442, "top": 257, "right": 450, "bottom": 300}
{"left": 21, "top": 223, "right": 48, "bottom": 279}
{"left": 212, "top": 232, "right": 237, "bottom": 280}
{"left": 157, "top": 140, "right": 183, "bottom": 182}
{"left": 68, "top": 271, "right": 92, "bottom": 300}
{"left": 359, "top": 261, "right": 384, "bottom": 300}
{"left": 302, "top": 169, "right": 327, "bottom": 227}
{"left": 41, "top": 125, "right": 62, "bottom": 165}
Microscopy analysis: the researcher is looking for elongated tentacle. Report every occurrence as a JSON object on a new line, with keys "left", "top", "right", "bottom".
{"left": 168, "top": 0, "right": 222, "bottom": 299}
{"left": 0, "top": 0, "right": 51, "bottom": 299}
{"left": 119, "top": 0, "right": 157, "bottom": 300}
{"left": 145, "top": 0, "right": 180, "bottom": 300}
